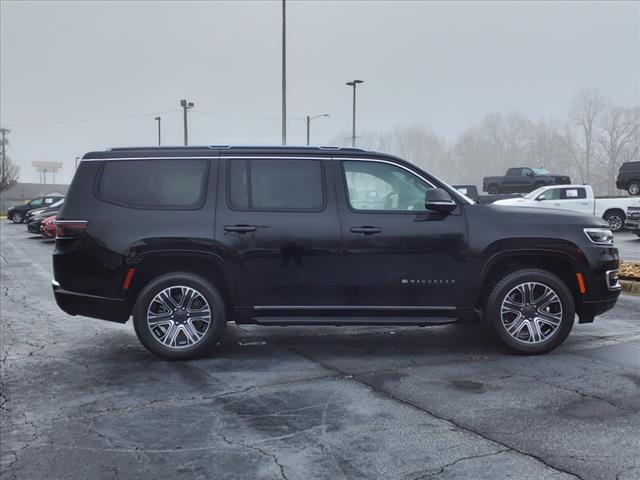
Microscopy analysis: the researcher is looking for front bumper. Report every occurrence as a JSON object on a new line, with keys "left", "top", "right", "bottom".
{"left": 52, "top": 280, "right": 130, "bottom": 323}
{"left": 577, "top": 296, "right": 619, "bottom": 323}
{"left": 625, "top": 219, "right": 640, "bottom": 231}
{"left": 27, "top": 221, "right": 41, "bottom": 234}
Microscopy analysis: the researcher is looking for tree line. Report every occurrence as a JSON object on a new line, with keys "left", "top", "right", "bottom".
{"left": 340, "top": 89, "right": 640, "bottom": 196}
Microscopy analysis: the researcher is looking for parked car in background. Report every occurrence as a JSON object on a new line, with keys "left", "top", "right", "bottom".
{"left": 483, "top": 167, "right": 571, "bottom": 194}
{"left": 493, "top": 184, "right": 636, "bottom": 232}
{"left": 53, "top": 146, "right": 620, "bottom": 359}
{"left": 624, "top": 203, "right": 640, "bottom": 238}
{"left": 25, "top": 198, "right": 65, "bottom": 223}
{"left": 453, "top": 184, "right": 522, "bottom": 204}
{"left": 40, "top": 215, "right": 57, "bottom": 239}
{"left": 7, "top": 195, "right": 65, "bottom": 223}
{"left": 616, "top": 161, "right": 640, "bottom": 196}
{"left": 27, "top": 200, "right": 65, "bottom": 234}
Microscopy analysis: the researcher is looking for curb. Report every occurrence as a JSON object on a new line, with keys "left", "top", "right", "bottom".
{"left": 620, "top": 279, "right": 640, "bottom": 296}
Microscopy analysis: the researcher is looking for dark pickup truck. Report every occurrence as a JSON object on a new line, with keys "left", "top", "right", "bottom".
{"left": 616, "top": 161, "right": 640, "bottom": 195}
{"left": 483, "top": 167, "right": 571, "bottom": 194}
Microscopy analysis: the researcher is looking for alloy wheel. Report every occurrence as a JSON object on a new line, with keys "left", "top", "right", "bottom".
{"left": 146, "top": 285, "right": 211, "bottom": 349}
{"left": 607, "top": 215, "right": 623, "bottom": 232}
{"left": 12, "top": 212, "right": 23, "bottom": 223}
{"left": 500, "top": 282, "right": 563, "bottom": 344}
{"left": 629, "top": 183, "right": 640, "bottom": 195}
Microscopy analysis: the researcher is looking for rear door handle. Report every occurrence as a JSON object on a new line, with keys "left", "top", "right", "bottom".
{"left": 350, "top": 226, "right": 381, "bottom": 235}
{"left": 224, "top": 225, "right": 257, "bottom": 233}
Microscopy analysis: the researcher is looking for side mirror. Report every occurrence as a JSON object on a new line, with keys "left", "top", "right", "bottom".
{"left": 425, "top": 188, "right": 457, "bottom": 214}
{"left": 527, "top": 171, "right": 534, "bottom": 177}
{"left": 536, "top": 194, "right": 546, "bottom": 201}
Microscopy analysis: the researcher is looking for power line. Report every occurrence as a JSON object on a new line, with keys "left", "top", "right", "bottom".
{"left": 192, "top": 110, "right": 304, "bottom": 121}
{"left": 3, "top": 110, "right": 181, "bottom": 127}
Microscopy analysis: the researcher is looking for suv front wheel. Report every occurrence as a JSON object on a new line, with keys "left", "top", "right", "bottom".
{"left": 484, "top": 269, "right": 575, "bottom": 354}
{"left": 133, "top": 272, "right": 227, "bottom": 360}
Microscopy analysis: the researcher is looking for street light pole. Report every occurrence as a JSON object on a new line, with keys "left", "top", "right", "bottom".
{"left": 180, "top": 99, "right": 194, "bottom": 146}
{"left": 281, "top": 0, "right": 287, "bottom": 145}
{"left": 154, "top": 116, "right": 162, "bottom": 146}
{"left": 306, "top": 114, "right": 329, "bottom": 145}
{"left": 345, "top": 80, "right": 364, "bottom": 147}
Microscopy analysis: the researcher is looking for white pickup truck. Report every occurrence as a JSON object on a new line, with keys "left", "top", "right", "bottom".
{"left": 493, "top": 184, "right": 638, "bottom": 232}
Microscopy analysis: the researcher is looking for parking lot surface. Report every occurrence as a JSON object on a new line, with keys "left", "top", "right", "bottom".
{"left": 1, "top": 223, "right": 639, "bottom": 480}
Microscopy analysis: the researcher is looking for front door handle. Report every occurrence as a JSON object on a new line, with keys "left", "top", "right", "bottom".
{"left": 553, "top": 203, "right": 561, "bottom": 206}
{"left": 224, "top": 225, "right": 257, "bottom": 233}
{"left": 350, "top": 226, "right": 381, "bottom": 235}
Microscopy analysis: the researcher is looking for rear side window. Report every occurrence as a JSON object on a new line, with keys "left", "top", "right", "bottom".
{"left": 228, "top": 159, "right": 324, "bottom": 211}
{"left": 562, "top": 188, "right": 586, "bottom": 199}
{"left": 97, "top": 159, "right": 208, "bottom": 208}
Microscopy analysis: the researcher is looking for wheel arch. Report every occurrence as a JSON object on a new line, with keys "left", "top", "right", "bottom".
{"left": 474, "top": 249, "right": 583, "bottom": 313}
{"left": 124, "top": 250, "right": 236, "bottom": 317}
{"left": 602, "top": 208, "right": 626, "bottom": 231}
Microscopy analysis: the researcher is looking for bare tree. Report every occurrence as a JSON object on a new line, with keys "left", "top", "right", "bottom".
{"left": 595, "top": 106, "right": 640, "bottom": 194}
{"left": 0, "top": 128, "right": 20, "bottom": 193}
{"left": 571, "top": 89, "right": 608, "bottom": 184}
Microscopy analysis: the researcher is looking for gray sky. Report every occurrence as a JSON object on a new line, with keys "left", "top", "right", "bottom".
{"left": 1, "top": 0, "right": 639, "bottom": 184}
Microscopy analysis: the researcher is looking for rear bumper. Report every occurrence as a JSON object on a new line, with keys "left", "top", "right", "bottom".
{"left": 52, "top": 280, "right": 130, "bottom": 323}
{"left": 616, "top": 180, "right": 626, "bottom": 189}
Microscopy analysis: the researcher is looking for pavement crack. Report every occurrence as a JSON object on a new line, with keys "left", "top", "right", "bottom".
{"left": 412, "top": 448, "right": 510, "bottom": 479}
{"left": 289, "top": 346, "right": 586, "bottom": 480}
{"left": 216, "top": 432, "right": 289, "bottom": 480}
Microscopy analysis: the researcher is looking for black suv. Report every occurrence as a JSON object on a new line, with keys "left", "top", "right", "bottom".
{"left": 616, "top": 161, "right": 640, "bottom": 195}
{"left": 53, "top": 146, "right": 621, "bottom": 359}
{"left": 8, "top": 195, "right": 65, "bottom": 223}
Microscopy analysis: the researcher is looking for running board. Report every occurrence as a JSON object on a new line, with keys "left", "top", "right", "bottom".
{"left": 250, "top": 316, "right": 458, "bottom": 326}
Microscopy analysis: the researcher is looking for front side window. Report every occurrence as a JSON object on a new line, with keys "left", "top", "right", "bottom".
{"left": 97, "top": 159, "right": 208, "bottom": 208}
{"left": 520, "top": 168, "right": 533, "bottom": 177}
{"left": 29, "top": 198, "right": 44, "bottom": 206}
{"left": 229, "top": 159, "right": 324, "bottom": 211}
{"left": 343, "top": 160, "right": 432, "bottom": 212}
{"left": 538, "top": 188, "right": 561, "bottom": 201}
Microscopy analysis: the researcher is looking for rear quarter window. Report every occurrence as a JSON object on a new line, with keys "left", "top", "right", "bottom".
{"left": 96, "top": 159, "right": 209, "bottom": 209}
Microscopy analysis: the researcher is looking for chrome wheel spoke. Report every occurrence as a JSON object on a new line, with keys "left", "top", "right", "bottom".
{"left": 501, "top": 281, "right": 563, "bottom": 345}
{"left": 147, "top": 285, "right": 212, "bottom": 350}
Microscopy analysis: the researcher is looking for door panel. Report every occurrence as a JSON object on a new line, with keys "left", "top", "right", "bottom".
{"left": 214, "top": 157, "right": 343, "bottom": 307}
{"left": 335, "top": 160, "right": 469, "bottom": 309}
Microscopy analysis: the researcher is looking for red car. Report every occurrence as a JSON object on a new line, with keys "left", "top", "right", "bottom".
{"left": 40, "top": 215, "right": 57, "bottom": 238}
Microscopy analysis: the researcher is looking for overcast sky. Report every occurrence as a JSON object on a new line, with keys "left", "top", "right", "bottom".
{"left": 1, "top": 0, "right": 639, "bottom": 184}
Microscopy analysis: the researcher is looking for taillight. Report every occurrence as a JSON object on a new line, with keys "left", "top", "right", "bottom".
{"left": 56, "top": 220, "right": 88, "bottom": 239}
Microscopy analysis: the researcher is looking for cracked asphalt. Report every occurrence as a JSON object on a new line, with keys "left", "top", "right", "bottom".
{"left": 1, "top": 223, "right": 639, "bottom": 480}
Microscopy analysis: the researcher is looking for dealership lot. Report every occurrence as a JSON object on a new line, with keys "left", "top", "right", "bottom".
{"left": 1, "top": 224, "right": 639, "bottom": 480}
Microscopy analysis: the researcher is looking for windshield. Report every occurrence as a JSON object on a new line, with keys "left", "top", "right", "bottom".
{"left": 531, "top": 167, "right": 551, "bottom": 175}
{"left": 523, "top": 186, "right": 547, "bottom": 199}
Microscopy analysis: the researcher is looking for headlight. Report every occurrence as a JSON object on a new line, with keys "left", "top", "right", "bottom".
{"left": 584, "top": 228, "right": 614, "bottom": 245}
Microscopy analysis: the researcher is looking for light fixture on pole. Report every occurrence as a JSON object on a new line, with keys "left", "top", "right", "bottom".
{"left": 180, "top": 99, "right": 194, "bottom": 146}
{"left": 154, "top": 116, "right": 162, "bottom": 146}
{"left": 345, "top": 79, "right": 364, "bottom": 147}
{"left": 306, "top": 114, "right": 329, "bottom": 145}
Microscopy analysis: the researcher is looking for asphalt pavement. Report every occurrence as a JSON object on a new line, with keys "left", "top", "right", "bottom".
{"left": 1, "top": 222, "right": 639, "bottom": 480}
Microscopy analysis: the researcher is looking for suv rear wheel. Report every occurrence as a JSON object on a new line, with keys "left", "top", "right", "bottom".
{"left": 133, "top": 272, "right": 227, "bottom": 360}
{"left": 484, "top": 269, "right": 575, "bottom": 354}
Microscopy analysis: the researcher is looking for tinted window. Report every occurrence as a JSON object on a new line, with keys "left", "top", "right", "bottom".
{"left": 30, "top": 198, "right": 44, "bottom": 206}
{"left": 229, "top": 159, "right": 324, "bottom": 211}
{"left": 343, "top": 161, "right": 432, "bottom": 211}
{"left": 506, "top": 168, "right": 520, "bottom": 176}
{"left": 98, "top": 159, "right": 208, "bottom": 208}
{"left": 520, "top": 168, "right": 532, "bottom": 176}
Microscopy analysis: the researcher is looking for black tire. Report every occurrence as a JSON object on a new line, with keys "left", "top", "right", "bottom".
{"left": 603, "top": 210, "right": 625, "bottom": 232}
{"left": 487, "top": 185, "right": 500, "bottom": 195}
{"left": 133, "top": 272, "right": 227, "bottom": 360}
{"left": 628, "top": 181, "right": 640, "bottom": 196}
{"left": 11, "top": 212, "right": 24, "bottom": 224}
{"left": 484, "top": 268, "right": 575, "bottom": 355}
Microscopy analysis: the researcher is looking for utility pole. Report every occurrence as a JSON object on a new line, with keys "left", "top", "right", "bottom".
{"left": 306, "top": 114, "right": 329, "bottom": 145}
{"left": 180, "top": 99, "right": 194, "bottom": 146}
{"left": 281, "top": 0, "right": 287, "bottom": 145}
{"left": 0, "top": 128, "right": 8, "bottom": 212}
{"left": 345, "top": 80, "right": 364, "bottom": 147}
{"left": 155, "top": 116, "right": 162, "bottom": 146}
